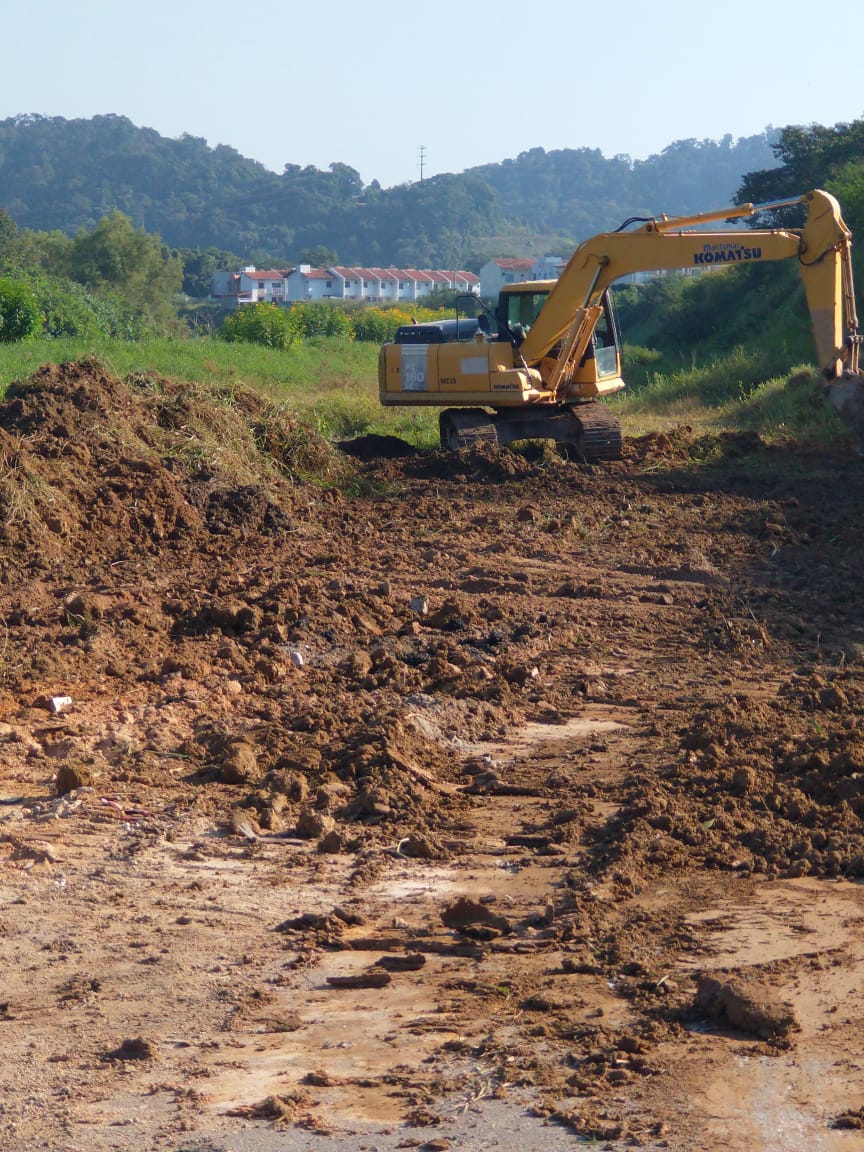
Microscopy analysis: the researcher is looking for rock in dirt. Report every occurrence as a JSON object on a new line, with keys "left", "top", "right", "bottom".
{"left": 441, "top": 895, "right": 512, "bottom": 934}
{"left": 326, "top": 971, "right": 392, "bottom": 989}
{"left": 219, "top": 741, "right": 260, "bottom": 785}
{"left": 55, "top": 763, "right": 92, "bottom": 795}
{"left": 832, "top": 1107, "right": 864, "bottom": 1130}
{"left": 694, "top": 973, "right": 799, "bottom": 1040}
{"left": 102, "top": 1037, "right": 158, "bottom": 1061}
{"left": 227, "top": 1092, "right": 314, "bottom": 1122}
{"left": 375, "top": 952, "right": 426, "bottom": 971}
{"left": 296, "top": 809, "right": 336, "bottom": 839}
{"left": 317, "top": 829, "right": 344, "bottom": 853}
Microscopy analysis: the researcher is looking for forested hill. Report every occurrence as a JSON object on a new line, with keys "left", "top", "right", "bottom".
{"left": 0, "top": 114, "right": 779, "bottom": 269}
{"left": 469, "top": 136, "right": 781, "bottom": 235}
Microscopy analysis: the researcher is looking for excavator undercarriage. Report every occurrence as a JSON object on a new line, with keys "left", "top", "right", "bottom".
{"left": 438, "top": 402, "right": 622, "bottom": 461}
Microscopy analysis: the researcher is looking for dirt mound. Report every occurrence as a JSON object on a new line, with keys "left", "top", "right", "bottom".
{"left": 0, "top": 359, "right": 348, "bottom": 578}
{"left": 623, "top": 426, "right": 766, "bottom": 465}
{"left": 3, "top": 361, "right": 864, "bottom": 1150}
{"left": 338, "top": 433, "right": 419, "bottom": 460}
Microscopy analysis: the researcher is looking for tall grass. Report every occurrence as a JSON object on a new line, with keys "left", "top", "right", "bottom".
{"left": 615, "top": 351, "right": 851, "bottom": 445}
{"left": 0, "top": 333, "right": 849, "bottom": 451}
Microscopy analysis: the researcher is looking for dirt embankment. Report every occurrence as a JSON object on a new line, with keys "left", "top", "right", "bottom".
{"left": 1, "top": 361, "right": 864, "bottom": 1151}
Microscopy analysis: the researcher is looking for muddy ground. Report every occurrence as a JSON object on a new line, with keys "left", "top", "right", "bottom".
{"left": 1, "top": 360, "right": 864, "bottom": 1150}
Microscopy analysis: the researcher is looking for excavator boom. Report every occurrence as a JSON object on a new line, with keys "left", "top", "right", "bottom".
{"left": 521, "top": 189, "right": 859, "bottom": 381}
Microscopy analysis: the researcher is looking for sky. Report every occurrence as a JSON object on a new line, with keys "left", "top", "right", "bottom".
{"left": 3, "top": 0, "right": 864, "bottom": 189}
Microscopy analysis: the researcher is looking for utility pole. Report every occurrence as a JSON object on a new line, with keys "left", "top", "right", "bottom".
{"left": 418, "top": 145, "right": 427, "bottom": 182}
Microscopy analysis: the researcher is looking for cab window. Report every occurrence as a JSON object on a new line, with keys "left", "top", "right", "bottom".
{"left": 506, "top": 291, "right": 549, "bottom": 332}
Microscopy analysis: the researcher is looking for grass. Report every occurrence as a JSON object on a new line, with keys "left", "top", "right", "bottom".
{"left": 614, "top": 349, "right": 853, "bottom": 447}
{"left": 0, "top": 334, "right": 441, "bottom": 446}
{"left": 0, "top": 334, "right": 852, "bottom": 454}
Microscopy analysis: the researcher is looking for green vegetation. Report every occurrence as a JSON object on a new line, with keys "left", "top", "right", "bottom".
{"left": 0, "top": 114, "right": 779, "bottom": 269}
{"left": 0, "top": 115, "right": 860, "bottom": 458}
{"left": 0, "top": 278, "right": 41, "bottom": 342}
{"left": 613, "top": 264, "right": 856, "bottom": 446}
{"left": 220, "top": 302, "right": 301, "bottom": 350}
{"left": 614, "top": 353, "right": 848, "bottom": 444}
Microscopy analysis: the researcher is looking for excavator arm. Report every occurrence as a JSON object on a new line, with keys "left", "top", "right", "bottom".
{"left": 520, "top": 189, "right": 861, "bottom": 389}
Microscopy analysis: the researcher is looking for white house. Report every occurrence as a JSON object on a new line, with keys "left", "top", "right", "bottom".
{"left": 211, "top": 266, "right": 291, "bottom": 305}
{"left": 213, "top": 265, "right": 480, "bottom": 306}
{"left": 284, "top": 266, "right": 337, "bottom": 301}
{"left": 478, "top": 256, "right": 567, "bottom": 299}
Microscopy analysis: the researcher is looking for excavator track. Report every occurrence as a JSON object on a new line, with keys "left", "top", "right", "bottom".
{"left": 439, "top": 409, "right": 499, "bottom": 451}
{"left": 438, "top": 402, "right": 622, "bottom": 462}
{"left": 571, "top": 402, "right": 622, "bottom": 461}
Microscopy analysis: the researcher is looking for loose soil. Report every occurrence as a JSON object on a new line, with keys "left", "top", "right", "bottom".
{"left": 1, "top": 361, "right": 864, "bottom": 1150}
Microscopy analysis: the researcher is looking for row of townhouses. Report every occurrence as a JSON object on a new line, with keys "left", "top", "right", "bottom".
{"left": 212, "top": 265, "right": 481, "bottom": 306}
{"left": 211, "top": 255, "right": 568, "bottom": 307}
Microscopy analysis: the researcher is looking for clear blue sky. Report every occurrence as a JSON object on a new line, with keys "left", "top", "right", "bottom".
{"left": 3, "top": 0, "right": 863, "bottom": 188}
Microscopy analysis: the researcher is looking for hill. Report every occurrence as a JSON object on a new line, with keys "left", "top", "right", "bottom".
{"left": 0, "top": 114, "right": 778, "bottom": 269}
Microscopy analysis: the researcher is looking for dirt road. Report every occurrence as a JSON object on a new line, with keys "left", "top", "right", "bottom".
{"left": 1, "top": 362, "right": 863, "bottom": 1150}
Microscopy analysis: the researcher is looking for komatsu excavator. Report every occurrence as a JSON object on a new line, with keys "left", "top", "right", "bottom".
{"left": 377, "top": 189, "right": 863, "bottom": 458}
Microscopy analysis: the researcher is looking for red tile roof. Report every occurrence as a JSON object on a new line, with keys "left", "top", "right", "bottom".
{"left": 241, "top": 269, "right": 286, "bottom": 281}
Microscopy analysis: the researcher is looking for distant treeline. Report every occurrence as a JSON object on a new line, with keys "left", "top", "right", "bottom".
{"left": 0, "top": 114, "right": 780, "bottom": 274}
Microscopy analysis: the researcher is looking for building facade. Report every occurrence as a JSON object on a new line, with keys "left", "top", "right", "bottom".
{"left": 212, "top": 265, "right": 480, "bottom": 306}
{"left": 478, "top": 256, "right": 566, "bottom": 299}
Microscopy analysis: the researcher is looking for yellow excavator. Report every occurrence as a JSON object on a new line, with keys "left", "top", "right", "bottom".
{"left": 378, "top": 189, "right": 863, "bottom": 458}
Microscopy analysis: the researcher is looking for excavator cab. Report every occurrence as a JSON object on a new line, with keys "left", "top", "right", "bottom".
{"left": 496, "top": 283, "right": 621, "bottom": 382}
{"left": 497, "top": 287, "right": 551, "bottom": 345}
{"left": 590, "top": 297, "right": 619, "bottom": 378}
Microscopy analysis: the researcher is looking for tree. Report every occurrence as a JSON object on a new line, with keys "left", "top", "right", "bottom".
{"left": 298, "top": 245, "right": 338, "bottom": 268}
{"left": 10, "top": 227, "right": 73, "bottom": 273}
{"left": 67, "top": 211, "right": 182, "bottom": 325}
{"left": 826, "top": 159, "right": 864, "bottom": 285}
{"left": 177, "top": 245, "right": 241, "bottom": 298}
{"left": 736, "top": 118, "right": 864, "bottom": 223}
{"left": 0, "top": 210, "right": 18, "bottom": 271}
{"left": 0, "top": 277, "right": 41, "bottom": 342}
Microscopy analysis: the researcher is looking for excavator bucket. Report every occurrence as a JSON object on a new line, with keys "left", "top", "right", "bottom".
{"left": 824, "top": 374, "right": 864, "bottom": 452}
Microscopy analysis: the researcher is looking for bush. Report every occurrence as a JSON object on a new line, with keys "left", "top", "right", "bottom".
{"left": 219, "top": 303, "right": 300, "bottom": 350}
{"left": 287, "top": 302, "right": 353, "bottom": 339}
{"left": 0, "top": 278, "right": 42, "bottom": 343}
{"left": 351, "top": 306, "right": 417, "bottom": 343}
{"left": 28, "top": 275, "right": 101, "bottom": 339}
